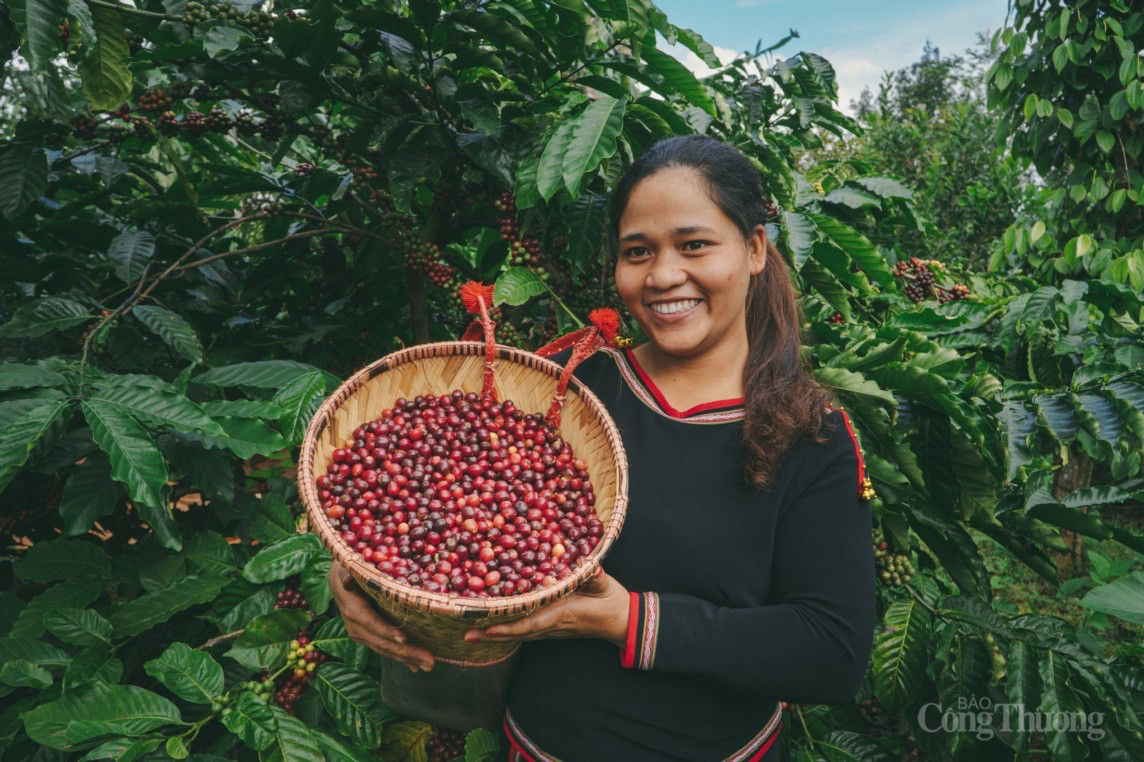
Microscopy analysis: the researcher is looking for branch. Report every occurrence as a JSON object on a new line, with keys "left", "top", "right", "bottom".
{"left": 537, "top": 41, "right": 623, "bottom": 97}
{"left": 198, "top": 629, "right": 245, "bottom": 650}
{"left": 170, "top": 228, "right": 342, "bottom": 273}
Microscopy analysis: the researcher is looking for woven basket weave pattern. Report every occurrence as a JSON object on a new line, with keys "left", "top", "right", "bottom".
{"left": 298, "top": 342, "right": 628, "bottom": 662}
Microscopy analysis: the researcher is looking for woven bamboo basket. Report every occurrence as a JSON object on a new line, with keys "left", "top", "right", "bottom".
{"left": 298, "top": 341, "right": 628, "bottom": 663}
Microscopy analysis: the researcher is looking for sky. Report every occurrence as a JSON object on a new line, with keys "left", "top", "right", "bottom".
{"left": 654, "top": 0, "right": 1012, "bottom": 113}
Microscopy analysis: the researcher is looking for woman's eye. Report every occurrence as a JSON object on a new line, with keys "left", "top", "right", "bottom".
{"left": 622, "top": 247, "right": 649, "bottom": 258}
{"left": 682, "top": 240, "right": 709, "bottom": 252}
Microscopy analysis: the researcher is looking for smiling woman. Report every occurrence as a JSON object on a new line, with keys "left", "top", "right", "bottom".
{"left": 331, "top": 136, "right": 878, "bottom": 760}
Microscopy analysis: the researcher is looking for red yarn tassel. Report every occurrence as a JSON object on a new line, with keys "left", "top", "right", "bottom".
{"left": 540, "top": 308, "right": 622, "bottom": 428}
{"left": 460, "top": 282, "right": 499, "bottom": 402}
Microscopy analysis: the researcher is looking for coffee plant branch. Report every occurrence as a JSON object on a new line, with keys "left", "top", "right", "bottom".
{"left": 537, "top": 41, "right": 623, "bottom": 98}
{"left": 198, "top": 628, "right": 245, "bottom": 650}
{"left": 170, "top": 227, "right": 344, "bottom": 273}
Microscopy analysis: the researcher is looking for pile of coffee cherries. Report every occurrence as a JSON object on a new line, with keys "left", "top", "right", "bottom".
{"left": 317, "top": 391, "right": 602, "bottom": 598}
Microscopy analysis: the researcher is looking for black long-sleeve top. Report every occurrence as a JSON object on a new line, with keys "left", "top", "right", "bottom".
{"left": 504, "top": 347, "right": 877, "bottom": 761}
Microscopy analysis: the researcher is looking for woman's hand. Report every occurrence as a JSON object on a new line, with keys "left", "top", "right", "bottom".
{"left": 463, "top": 570, "right": 630, "bottom": 647}
{"left": 327, "top": 564, "right": 436, "bottom": 672}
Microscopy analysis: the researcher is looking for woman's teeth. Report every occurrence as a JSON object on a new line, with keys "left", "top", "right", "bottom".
{"left": 649, "top": 299, "right": 701, "bottom": 314}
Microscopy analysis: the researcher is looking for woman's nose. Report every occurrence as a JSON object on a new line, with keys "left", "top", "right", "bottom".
{"left": 644, "top": 252, "right": 687, "bottom": 290}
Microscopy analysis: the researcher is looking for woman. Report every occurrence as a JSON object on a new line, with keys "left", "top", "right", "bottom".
{"left": 330, "top": 135, "right": 877, "bottom": 760}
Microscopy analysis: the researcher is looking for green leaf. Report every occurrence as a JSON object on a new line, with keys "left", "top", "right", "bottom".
{"left": 243, "top": 533, "right": 323, "bottom": 583}
{"left": 1038, "top": 653, "right": 1087, "bottom": 762}
{"left": 464, "top": 728, "right": 502, "bottom": 762}
{"left": 106, "top": 231, "right": 154, "bottom": 283}
{"left": 43, "top": 607, "right": 113, "bottom": 645}
{"left": 1096, "top": 130, "right": 1116, "bottom": 154}
{"left": 132, "top": 306, "right": 203, "bottom": 364}
{"left": 144, "top": 643, "right": 225, "bottom": 704}
{"left": 92, "top": 378, "right": 224, "bottom": 436}
{"left": 195, "top": 416, "right": 289, "bottom": 460}
{"left": 1036, "top": 394, "right": 1080, "bottom": 442}
{"left": 379, "top": 721, "right": 432, "bottom": 762}
{"left": 272, "top": 372, "right": 325, "bottom": 445}
{"left": 854, "top": 177, "right": 912, "bottom": 200}
{"left": 315, "top": 663, "right": 393, "bottom": 748}
{"left": 226, "top": 609, "right": 311, "bottom": 670}
{"left": 0, "top": 296, "right": 91, "bottom": 338}
{"left": 22, "top": 0, "right": 66, "bottom": 70}
{"left": 0, "top": 362, "right": 67, "bottom": 391}
{"left": 0, "top": 399, "right": 69, "bottom": 492}
{"left": 249, "top": 494, "right": 296, "bottom": 544}
{"left": 222, "top": 690, "right": 278, "bottom": 751}
{"left": 823, "top": 186, "right": 881, "bottom": 210}
{"left": 818, "top": 730, "right": 893, "bottom": 762}
{"left": 536, "top": 117, "right": 578, "bottom": 202}
{"left": 13, "top": 537, "right": 109, "bottom": 582}
{"left": 1057, "top": 107, "right": 1074, "bottom": 129}
{"left": 494, "top": 267, "right": 546, "bottom": 307}
{"left": 0, "top": 142, "right": 49, "bottom": 221}
{"left": 22, "top": 683, "right": 182, "bottom": 750}
{"left": 166, "top": 736, "right": 189, "bottom": 760}
{"left": 215, "top": 580, "right": 277, "bottom": 632}
{"left": 10, "top": 578, "right": 104, "bottom": 640}
{"left": 805, "top": 214, "right": 893, "bottom": 285}
{"left": 194, "top": 360, "right": 322, "bottom": 389}
{"left": 561, "top": 95, "right": 626, "bottom": 198}
{"left": 782, "top": 211, "right": 816, "bottom": 268}
{"left": 814, "top": 367, "right": 896, "bottom": 408}
{"left": 60, "top": 453, "right": 120, "bottom": 537}
{"left": 312, "top": 618, "right": 370, "bottom": 669}
{"left": 873, "top": 598, "right": 931, "bottom": 713}
{"left": 79, "top": 737, "right": 161, "bottom": 761}
{"left": 82, "top": 400, "right": 173, "bottom": 544}
{"left": 202, "top": 23, "right": 253, "bottom": 58}
{"left": 0, "top": 659, "right": 52, "bottom": 689}
{"left": 451, "top": 8, "right": 538, "bottom": 56}
{"left": 1081, "top": 571, "right": 1144, "bottom": 624}
{"left": 260, "top": 705, "right": 323, "bottom": 762}
{"left": 108, "top": 574, "right": 229, "bottom": 638}
{"left": 0, "top": 637, "right": 69, "bottom": 668}
{"left": 77, "top": 5, "right": 132, "bottom": 110}
{"left": 300, "top": 554, "right": 332, "bottom": 616}
{"left": 642, "top": 46, "right": 716, "bottom": 115}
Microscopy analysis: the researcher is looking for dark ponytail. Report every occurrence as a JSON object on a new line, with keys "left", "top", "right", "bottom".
{"left": 607, "top": 135, "right": 833, "bottom": 488}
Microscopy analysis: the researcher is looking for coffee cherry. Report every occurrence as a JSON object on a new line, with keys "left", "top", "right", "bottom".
{"left": 320, "top": 392, "right": 601, "bottom": 599}
{"left": 427, "top": 727, "right": 466, "bottom": 762}
{"left": 71, "top": 116, "right": 100, "bottom": 140}
{"left": 275, "top": 588, "right": 308, "bottom": 609}
{"left": 828, "top": 311, "right": 844, "bottom": 325}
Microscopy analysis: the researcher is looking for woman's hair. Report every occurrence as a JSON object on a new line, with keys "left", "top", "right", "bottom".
{"left": 607, "top": 135, "right": 833, "bottom": 489}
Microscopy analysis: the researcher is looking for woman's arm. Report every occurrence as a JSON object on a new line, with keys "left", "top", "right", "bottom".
{"left": 618, "top": 439, "right": 876, "bottom": 702}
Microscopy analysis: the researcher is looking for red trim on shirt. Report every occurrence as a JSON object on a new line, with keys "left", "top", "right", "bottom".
{"left": 624, "top": 348, "right": 744, "bottom": 418}
{"left": 503, "top": 717, "right": 537, "bottom": 762}
{"left": 833, "top": 407, "right": 866, "bottom": 491}
{"left": 620, "top": 591, "right": 639, "bottom": 668}
{"left": 745, "top": 724, "right": 781, "bottom": 761}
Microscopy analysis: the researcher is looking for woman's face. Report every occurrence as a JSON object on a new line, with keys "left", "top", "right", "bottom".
{"left": 614, "top": 167, "right": 766, "bottom": 361}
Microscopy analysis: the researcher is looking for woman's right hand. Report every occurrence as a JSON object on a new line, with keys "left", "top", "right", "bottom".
{"left": 328, "top": 563, "right": 436, "bottom": 672}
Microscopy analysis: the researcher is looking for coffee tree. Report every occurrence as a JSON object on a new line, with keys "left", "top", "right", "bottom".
{"left": 1, "top": 0, "right": 1142, "bottom": 760}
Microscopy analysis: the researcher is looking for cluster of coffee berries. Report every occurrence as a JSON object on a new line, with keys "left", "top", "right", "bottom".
{"left": 242, "top": 191, "right": 284, "bottom": 214}
{"left": 427, "top": 727, "right": 466, "bottom": 762}
{"left": 139, "top": 87, "right": 174, "bottom": 113}
{"left": 274, "top": 634, "right": 327, "bottom": 713}
{"left": 274, "top": 588, "right": 308, "bottom": 609}
{"left": 893, "top": 257, "right": 970, "bottom": 304}
{"left": 873, "top": 530, "right": 914, "bottom": 587}
{"left": 210, "top": 691, "right": 237, "bottom": 715}
{"left": 495, "top": 191, "right": 519, "bottom": 238}
{"left": 294, "top": 162, "right": 315, "bottom": 176}
{"left": 183, "top": 1, "right": 274, "bottom": 37}
{"left": 828, "top": 311, "right": 845, "bottom": 325}
{"left": 241, "top": 678, "right": 275, "bottom": 703}
{"left": 78, "top": 310, "right": 113, "bottom": 347}
{"left": 72, "top": 116, "right": 100, "bottom": 140}
{"left": 318, "top": 392, "right": 601, "bottom": 598}
{"left": 762, "top": 198, "right": 780, "bottom": 222}
{"left": 937, "top": 283, "right": 971, "bottom": 303}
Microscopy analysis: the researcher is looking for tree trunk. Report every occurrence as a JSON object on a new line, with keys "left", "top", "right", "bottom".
{"left": 1052, "top": 448, "right": 1093, "bottom": 580}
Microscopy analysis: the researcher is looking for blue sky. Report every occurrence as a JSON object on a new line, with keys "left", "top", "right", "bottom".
{"left": 654, "top": 1, "right": 1012, "bottom": 113}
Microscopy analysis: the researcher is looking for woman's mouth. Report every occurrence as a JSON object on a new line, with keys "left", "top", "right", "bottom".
{"left": 647, "top": 298, "right": 702, "bottom": 319}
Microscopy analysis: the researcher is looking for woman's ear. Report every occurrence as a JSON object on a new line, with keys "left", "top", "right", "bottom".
{"left": 748, "top": 224, "right": 767, "bottom": 276}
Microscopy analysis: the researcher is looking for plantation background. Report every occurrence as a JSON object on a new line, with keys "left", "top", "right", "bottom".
{"left": 2, "top": 0, "right": 1143, "bottom": 760}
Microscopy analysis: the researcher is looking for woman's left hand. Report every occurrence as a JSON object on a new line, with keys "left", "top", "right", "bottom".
{"left": 464, "top": 570, "right": 630, "bottom": 648}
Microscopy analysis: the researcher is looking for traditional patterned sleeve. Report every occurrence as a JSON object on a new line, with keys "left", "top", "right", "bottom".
{"left": 618, "top": 409, "right": 877, "bottom": 704}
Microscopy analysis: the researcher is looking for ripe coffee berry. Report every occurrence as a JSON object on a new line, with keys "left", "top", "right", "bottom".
{"left": 320, "top": 390, "right": 602, "bottom": 599}
{"left": 427, "top": 727, "right": 466, "bottom": 761}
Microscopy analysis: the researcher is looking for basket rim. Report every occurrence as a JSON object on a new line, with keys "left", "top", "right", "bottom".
{"left": 297, "top": 340, "right": 630, "bottom": 618}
